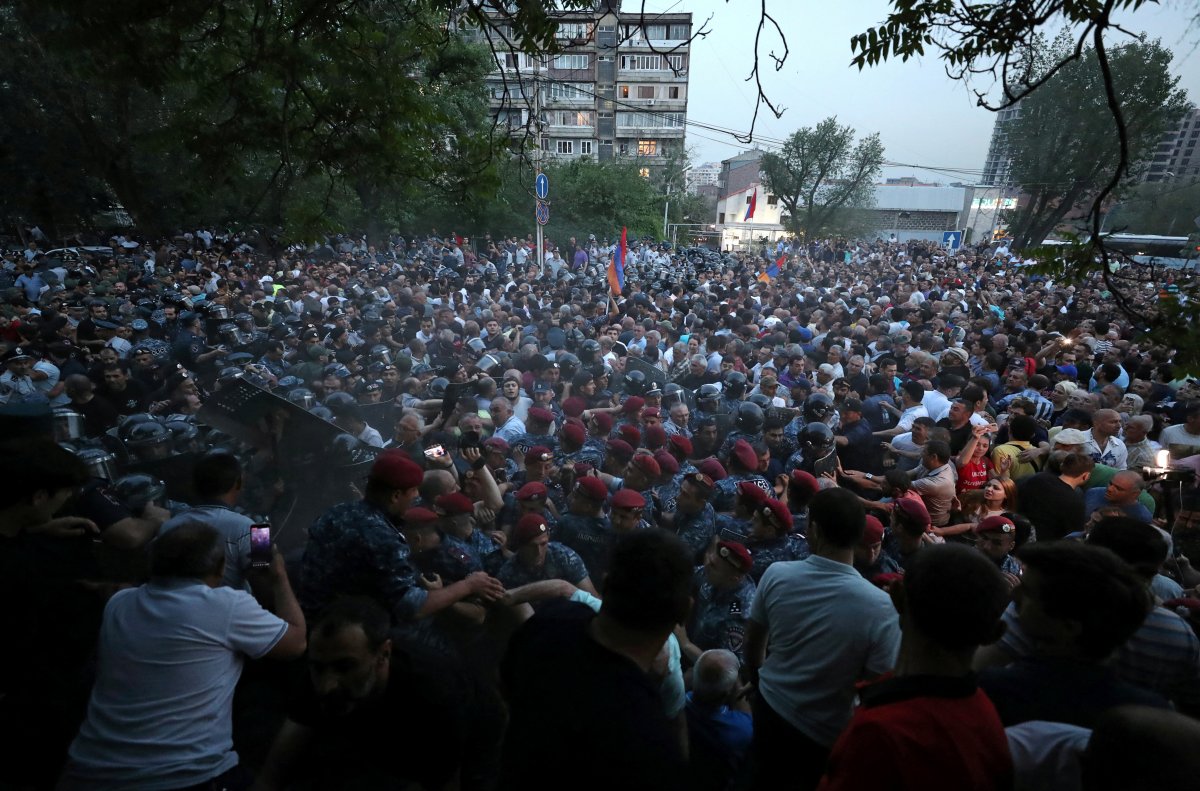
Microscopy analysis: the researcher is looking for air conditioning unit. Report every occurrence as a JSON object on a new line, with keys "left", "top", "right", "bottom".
{"left": 647, "top": 99, "right": 656, "bottom": 106}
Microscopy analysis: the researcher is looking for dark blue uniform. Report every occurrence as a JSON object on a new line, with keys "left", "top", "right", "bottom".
{"left": 495, "top": 542, "right": 590, "bottom": 589}
{"left": 671, "top": 504, "right": 717, "bottom": 560}
{"left": 745, "top": 535, "right": 810, "bottom": 583}
{"left": 300, "top": 500, "right": 427, "bottom": 621}
{"left": 554, "top": 513, "right": 614, "bottom": 582}
{"left": 688, "top": 567, "right": 757, "bottom": 661}
{"left": 512, "top": 432, "right": 558, "bottom": 457}
{"left": 712, "top": 474, "right": 771, "bottom": 513}
{"left": 444, "top": 529, "right": 504, "bottom": 575}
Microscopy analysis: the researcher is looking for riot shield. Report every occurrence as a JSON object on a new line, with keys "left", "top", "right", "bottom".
{"left": 624, "top": 355, "right": 667, "bottom": 392}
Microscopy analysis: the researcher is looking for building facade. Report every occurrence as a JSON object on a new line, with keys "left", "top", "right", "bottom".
{"left": 712, "top": 150, "right": 789, "bottom": 251}
{"left": 687, "top": 161, "right": 721, "bottom": 192}
{"left": 1143, "top": 106, "right": 1200, "bottom": 183}
{"left": 979, "top": 104, "right": 1022, "bottom": 187}
{"left": 480, "top": 0, "right": 691, "bottom": 174}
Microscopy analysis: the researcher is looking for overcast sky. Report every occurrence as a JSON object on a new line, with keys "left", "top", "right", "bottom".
{"left": 653, "top": 0, "right": 1200, "bottom": 181}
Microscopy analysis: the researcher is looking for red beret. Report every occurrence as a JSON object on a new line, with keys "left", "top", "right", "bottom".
{"left": 575, "top": 476, "right": 609, "bottom": 502}
{"left": 528, "top": 407, "right": 554, "bottom": 425}
{"left": 612, "top": 488, "right": 646, "bottom": 509}
{"left": 974, "top": 515, "right": 1016, "bottom": 535}
{"left": 617, "top": 424, "right": 641, "bottom": 447}
{"left": 696, "top": 457, "right": 727, "bottom": 481}
{"left": 592, "top": 412, "right": 614, "bottom": 432}
{"left": 435, "top": 492, "right": 475, "bottom": 516}
{"left": 622, "top": 396, "right": 645, "bottom": 414}
{"left": 631, "top": 453, "right": 661, "bottom": 478}
{"left": 561, "top": 422, "right": 586, "bottom": 446}
{"left": 511, "top": 513, "right": 549, "bottom": 547}
{"left": 871, "top": 572, "right": 904, "bottom": 590}
{"left": 561, "top": 396, "right": 586, "bottom": 418}
{"left": 895, "top": 497, "right": 932, "bottom": 529}
{"left": 515, "top": 481, "right": 548, "bottom": 501}
{"left": 731, "top": 439, "right": 757, "bottom": 471}
{"left": 862, "top": 515, "right": 885, "bottom": 545}
{"left": 573, "top": 462, "right": 594, "bottom": 477}
{"left": 654, "top": 450, "right": 679, "bottom": 475}
{"left": 525, "top": 445, "right": 554, "bottom": 465}
{"left": 668, "top": 434, "right": 693, "bottom": 457}
{"left": 737, "top": 480, "right": 769, "bottom": 504}
{"left": 404, "top": 507, "right": 439, "bottom": 526}
{"left": 640, "top": 407, "right": 661, "bottom": 419}
{"left": 643, "top": 424, "right": 667, "bottom": 450}
{"left": 789, "top": 470, "right": 820, "bottom": 500}
{"left": 483, "top": 436, "right": 510, "bottom": 453}
{"left": 368, "top": 451, "right": 423, "bottom": 490}
{"left": 716, "top": 540, "right": 753, "bottom": 573}
{"left": 762, "top": 498, "right": 792, "bottom": 531}
{"left": 607, "top": 438, "right": 634, "bottom": 462}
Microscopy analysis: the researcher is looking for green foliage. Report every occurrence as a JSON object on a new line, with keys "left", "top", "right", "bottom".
{"left": 0, "top": 0, "right": 500, "bottom": 238}
{"left": 1106, "top": 180, "right": 1200, "bottom": 237}
{"left": 1003, "top": 36, "right": 1187, "bottom": 249}
{"left": 760, "top": 117, "right": 884, "bottom": 238}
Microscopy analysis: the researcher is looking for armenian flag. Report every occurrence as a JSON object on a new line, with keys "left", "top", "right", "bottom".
{"left": 758, "top": 254, "right": 785, "bottom": 283}
{"left": 744, "top": 189, "right": 757, "bottom": 221}
{"left": 607, "top": 226, "right": 627, "bottom": 296}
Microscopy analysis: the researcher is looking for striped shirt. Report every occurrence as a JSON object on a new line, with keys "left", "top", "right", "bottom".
{"left": 996, "top": 602, "right": 1200, "bottom": 709}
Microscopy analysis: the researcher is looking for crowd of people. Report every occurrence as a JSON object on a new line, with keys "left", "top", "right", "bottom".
{"left": 2, "top": 227, "right": 1200, "bottom": 790}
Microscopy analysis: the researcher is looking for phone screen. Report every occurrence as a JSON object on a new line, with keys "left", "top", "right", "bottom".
{"left": 249, "top": 524, "right": 271, "bottom": 568}
{"left": 424, "top": 444, "right": 446, "bottom": 459}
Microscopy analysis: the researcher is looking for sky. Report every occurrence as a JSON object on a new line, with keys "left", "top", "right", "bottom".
{"left": 645, "top": 0, "right": 1200, "bottom": 182}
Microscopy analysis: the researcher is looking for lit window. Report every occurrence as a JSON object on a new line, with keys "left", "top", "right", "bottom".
{"left": 639, "top": 167, "right": 650, "bottom": 179}
{"left": 637, "top": 140, "right": 658, "bottom": 156}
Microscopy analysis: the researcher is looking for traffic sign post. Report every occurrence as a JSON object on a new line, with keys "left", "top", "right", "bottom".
{"left": 536, "top": 200, "right": 549, "bottom": 226}
{"left": 535, "top": 172, "right": 549, "bottom": 200}
{"left": 943, "top": 230, "right": 963, "bottom": 250}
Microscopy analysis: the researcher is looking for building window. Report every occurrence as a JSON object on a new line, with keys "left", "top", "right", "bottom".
{"left": 637, "top": 140, "right": 658, "bottom": 156}
{"left": 557, "top": 140, "right": 574, "bottom": 155}
{"left": 637, "top": 85, "right": 655, "bottom": 99}
{"left": 580, "top": 140, "right": 593, "bottom": 155}
{"left": 639, "top": 167, "right": 650, "bottom": 179}
{"left": 556, "top": 22, "right": 594, "bottom": 41}
{"left": 619, "top": 142, "right": 629, "bottom": 155}
{"left": 719, "top": 212, "right": 726, "bottom": 224}
{"left": 668, "top": 86, "right": 681, "bottom": 99}
{"left": 553, "top": 111, "right": 594, "bottom": 127}
{"left": 667, "top": 54, "right": 686, "bottom": 71}
{"left": 668, "top": 23, "right": 690, "bottom": 39}
{"left": 767, "top": 195, "right": 778, "bottom": 206}
{"left": 553, "top": 54, "right": 590, "bottom": 70}
{"left": 549, "top": 83, "right": 591, "bottom": 101}
{"left": 503, "top": 53, "right": 521, "bottom": 70}
{"left": 616, "top": 112, "right": 685, "bottom": 129}
{"left": 619, "top": 85, "right": 630, "bottom": 98}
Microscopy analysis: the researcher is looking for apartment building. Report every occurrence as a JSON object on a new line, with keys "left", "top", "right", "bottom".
{"left": 480, "top": 0, "right": 691, "bottom": 174}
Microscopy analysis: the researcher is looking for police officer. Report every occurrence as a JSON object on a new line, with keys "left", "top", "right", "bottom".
{"left": 745, "top": 497, "right": 811, "bottom": 584}
{"left": 610, "top": 488, "right": 651, "bottom": 534}
{"left": 718, "top": 401, "right": 765, "bottom": 460}
{"left": 555, "top": 422, "right": 603, "bottom": 470}
{"left": 664, "top": 471, "right": 718, "bottom": 561}
{"left": 436, "top": 492, "right": 505, "bottom": 575}
{"left": 679, "top": 540, "right": 757, "bottom": 664}
{"left": 512, "top": 407, "right": 558, "bottom": 457}
{"left": 973, "top": 514, "right": 1022, "bottom": 580}
{"left": 552, "top": 477, "right": 613, "bottom": 584}
{"left": 494, "top": 513, "right": 597, "bottom": 594}
{"left": 712, "top": 440, "right": 772, "bottom": 513}
{"left": 715, "top": 481, "right": 768, "bottom": 544}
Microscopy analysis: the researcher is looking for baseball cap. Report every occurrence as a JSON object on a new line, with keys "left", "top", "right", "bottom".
{"left": 1052, "top": 428, "right": 1089, "bottom": 447}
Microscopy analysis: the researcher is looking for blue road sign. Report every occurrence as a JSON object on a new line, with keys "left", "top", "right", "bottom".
{"left": 536, "top": 200, "right": 549, "bottom": 226}
{"left": 535, "top": 172, "right": 549, "bottom": 200}
{"left": 943, "top": 230, "right": 962, "bottom": 250}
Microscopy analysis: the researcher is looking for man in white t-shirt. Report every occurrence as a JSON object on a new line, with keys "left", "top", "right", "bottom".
{"left": 61, "top": 522, "right": 306, "bottom": 791}
{"left": 1160, "top": 403, "right": 1200, "bottom": 460}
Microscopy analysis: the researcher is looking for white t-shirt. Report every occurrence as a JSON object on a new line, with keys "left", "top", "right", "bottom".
{"left": 1159, "top": 424, "right": 1200, "bottom": 458}
{"left": 64, "top": 581, "right": 287, "bottom": 790}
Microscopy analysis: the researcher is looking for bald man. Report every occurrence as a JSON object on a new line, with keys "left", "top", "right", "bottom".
{"left": 1084, "top": 409, "right": 1127, "bottom": 470}
{"left": 686, "top": 650, "right": 752, "bottom": 790}
{"left": 1084, "top": 471, "right": 1153, "bottom": 524}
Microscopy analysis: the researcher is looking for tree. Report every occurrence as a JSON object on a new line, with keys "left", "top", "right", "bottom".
{"left": 1108, "top": 179, "right": 1200, "bottom": 237}
{"left": 760, "top": 118, "right": 884, "bottom": 238}
{"left": 1003, "top": 36, "right": 1187, "bottom": 249}
{"left": 0, "top": 0, "right": 499, "bottom": 238}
